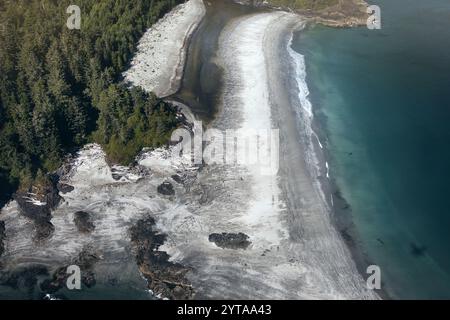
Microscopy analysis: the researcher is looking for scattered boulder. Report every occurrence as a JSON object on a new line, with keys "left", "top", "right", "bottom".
{"left": 34, "top": 221, "right": 55, "bottom": 240}
{"left": 73, "top": 211, "right": 95, "bottom": 233}
{"left": 57, "top": 182, "right": 74, "bottom": 194}
{"left": 130, "top": 217, "right": 194, "bottom": 299}
{"left": 157, "top": 181, "right": 175, "bottom": 196}
{"left": 171, "top": 174, "right": 183, "bottom": 184}
{"left": 209, "top": 232, "right": 251, "bottom": 250}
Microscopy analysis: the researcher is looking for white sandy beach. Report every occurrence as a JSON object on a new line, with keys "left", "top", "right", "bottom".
{"left": 123, "top": 0, "right": 205, "bottom": 97}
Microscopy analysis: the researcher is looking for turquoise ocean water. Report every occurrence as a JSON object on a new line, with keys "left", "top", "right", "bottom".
{"left": 292, "top": 0, "right": 450, "bottom": 298}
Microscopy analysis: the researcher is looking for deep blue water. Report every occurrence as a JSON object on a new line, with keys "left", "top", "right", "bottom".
{"left": 293, "top": 0, "right": 450, "bottom": 299}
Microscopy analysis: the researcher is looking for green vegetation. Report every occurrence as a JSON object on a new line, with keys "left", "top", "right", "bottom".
{"left": 0, "top": 0, "right": 182, "bottom": 205}
{"left": 267, "top": 0, "right": 339, "bottom": 10}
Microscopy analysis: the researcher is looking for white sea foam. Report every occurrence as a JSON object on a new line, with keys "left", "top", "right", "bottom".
{"left": 286, "top": 30, "right": 337, "bottom": 213}
{"left": 0, "top": 144, "right": 195, "bottom": 297}
{"left": 282, "top": 21, "right": 379, "bottom": 299}
{"left": 326, "top": 161, "right": 330, "bottom": 179}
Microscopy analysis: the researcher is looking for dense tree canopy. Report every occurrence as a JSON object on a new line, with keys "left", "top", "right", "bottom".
{"left": 0, "top": 0, "right": 182, "bottom": 206}
{"left": 267, "top": 0, "right": 339, "bottom": 10}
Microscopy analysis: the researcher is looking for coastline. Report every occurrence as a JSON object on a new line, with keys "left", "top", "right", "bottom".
{"left": 238, "top": 0, "right": 370, "bottom": 27}
{"left": 260, "top": 13, "right": 379, "bottom": 299}
{"left": 123, "top": 0, "right": 206, "bottom": 98}
{"left": 285, "top": 22, "right": 391, "bottom": 299}
{"left": 171, "top": 0, "right": 260, "bottom": 122}
{"left": 0, "top": 0, "right": 383, "bottom": 299}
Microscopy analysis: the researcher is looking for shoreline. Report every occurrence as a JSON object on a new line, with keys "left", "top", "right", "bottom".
{"left": 261, "top": 13, "right": 378, "bottom": 299}
{"left": 285, "top": 23, "right": 391, "bottom": 300}
{"left": 123, "top": 0, "right": 206, "bottom": 98}
{"left": 238, "top": 0, "right": 370, "bottom": 27}
{"left": 286, "top": 23, "right": 391, "bottom": 299}
{"left": 171, "top": 0, "right": 261, "bottom": 122}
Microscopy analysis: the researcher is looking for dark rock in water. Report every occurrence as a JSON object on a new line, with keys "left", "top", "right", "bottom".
{"left": 0, "top": 221, "right": 5, "bottom": 257}
{"left": 40, "top": 246, "right": 100, "bottom": 293}
{"left": 340, "top": 228, "right": 355, "bottom": 248}
{"left": 40, "top": 266, "right": 69, "bottom": 294}
{"left": 208, "top": 232, "right": 251, "bottom": 250}
{"left": 73, "top": 211, "right": 95, "bottom": 233}
{"left": 71, "top": 247, "right": 98, "bottom": 288}
{"left": 34, "top": 221, "right": 55, "bottom": 240}
{"left": 82, "top": 270, "right": 96, "bottom": 288}
{"left": 130, "top": 217, "right": 194, "bottom": 299}
{"left": 333, "top": 190, "right": 344, "bottom": 200}
{"left": 410, "top": 242, "right": 427, "bottom": 257}
{"left": 111, "top": 168, "right": 126, "bottom": 181}
{"left": 14, "top": 174, "right": 61, "bottom": 241}
{"left": 157, "top": 181, "right": 175, "bottom": 196}
{"left": 15, "top": 193, "right": 51, "bottom": 222}
{"left": 0, "top": 265, "right": 49, "bottom": 293}
{"left": 171, "top": 174, "right": 183, "bottom": 184}
{"left": 57, "top": 182, "right": 74, "bottom": 194}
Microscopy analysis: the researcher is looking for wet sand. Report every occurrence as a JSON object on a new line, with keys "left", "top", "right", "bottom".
{"left": 265, "top": 14, "right": 379, "bottom": 299}
{"left": 171, "top": 0, "right": 261, "bottom": 121}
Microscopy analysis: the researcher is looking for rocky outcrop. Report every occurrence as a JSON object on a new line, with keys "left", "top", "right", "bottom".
{"left": 130, "top": 217, "right": 194, "bottom": 299}
{"left": 0, "top": 221, "right": 5, "bottom": 257}
{"left": 73, "top": 211, "right": 95, "bottom": 234}
{"left": 57, "top": 182, "right": 74, "bottom": 194}
{"left": 0, "top": 265, "right": 49, "bottom": 293}
{"left": 209, "top": 232, "right": 251, "bottom": 250}
{"left": 171, "top": 174, "right": 183, "bottom": 184}
{"left": 34, "top": 221, "right": 55, "bottom": 240}
{"left": 40, "top": 246, "right": 100, "bottom": 293}
{"left": 238, "top": 0, "right": 369, "bottom": 27}
{"left": 14, "top": 174, "right": 61, "bottom": 241}
{"left": 157, "top": 181, "right": 175, "bottom": 196}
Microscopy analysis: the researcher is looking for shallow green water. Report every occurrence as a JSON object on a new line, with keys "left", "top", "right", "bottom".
{"left": 293, "top": 0, "right": 450, "bottom": 298}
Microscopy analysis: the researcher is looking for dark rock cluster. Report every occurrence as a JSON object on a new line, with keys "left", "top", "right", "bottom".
{"left": 157, "top": 181, "right": 175, "bottom": 196}
{"left": 73, "top": 211, "right": 95, "bottom": 233}
{"left": 209, "top": 232, "right": 251, "bottom": 250}
{"left": 40, "top": 246, "right": 100, "bottom": 293}
{"left": 171, "top": 174, "right": 183, "bottom": 184}
{"left": 0, "top": 265, "right": 49, "bottom": 293}
{"left": 14, "top": 175, "right": 62, "bottom": 241}
{"left": 56, "top": 182, "right": 74, "bottom": 194}
{"left": 130, "top": 217, "right": 194, "bottom": 299}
